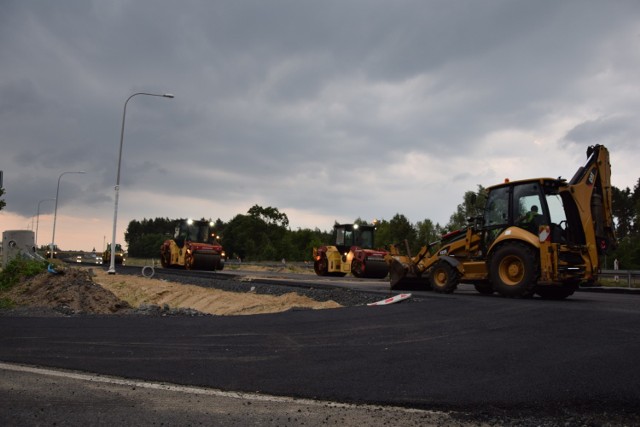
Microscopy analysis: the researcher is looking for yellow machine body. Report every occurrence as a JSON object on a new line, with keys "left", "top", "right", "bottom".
{"left": 388, "top": 145, "right": 616, "bottom": 299}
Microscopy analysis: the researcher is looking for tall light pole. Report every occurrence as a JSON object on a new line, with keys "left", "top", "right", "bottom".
{"left": 50, "top": 171, "right": 86, "bottom": 260}
{"left": 108, "top": 92, "right": 174, "bottom": 274}
{"left": 36, "top": 198, "right": 56, "bottom": 249}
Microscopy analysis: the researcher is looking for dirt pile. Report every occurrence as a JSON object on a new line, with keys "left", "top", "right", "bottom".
{"left": 1, "top": 266, "right": 343, "bottom": 316}
{"left": 3, "top": 268, "right": 130, "bottom": 315}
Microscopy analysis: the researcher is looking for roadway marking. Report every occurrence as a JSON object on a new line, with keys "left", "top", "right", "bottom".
{"left": 0, "top": 361, "right": 433, "bottom": 414}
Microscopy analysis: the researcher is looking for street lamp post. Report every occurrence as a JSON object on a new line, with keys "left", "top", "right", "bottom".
{"left": 36, "top": 198, "right": 56, "bottom": 249}
{"left": 108, "top": 92, "right": 174, "bottom": 274}
{"left": 50, "top": 171, "right": 86, "bottom": 260}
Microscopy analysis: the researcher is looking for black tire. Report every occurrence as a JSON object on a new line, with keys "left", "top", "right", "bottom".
{"left": 185, "top": 253, "right": 194, "bottom": 270}
{"left": 474, "top": 282, "right": 494, "bottom": 295}
{"left": 489, "top": 242, "right": 537, "bottom": 297}
{"left": 160, "top": 248, "right": 170, "bottom": 268}
{"left": 429, "top": 260, "right": 459, "bottom": 294}
{"left": 535, "top": 285, "right": 575, "bottom": 300}
{"left": 314, "top": 255, "right": 328, "bottom": 276}
{"left": 351, "top": 259, "right": 363, "bottom": 278}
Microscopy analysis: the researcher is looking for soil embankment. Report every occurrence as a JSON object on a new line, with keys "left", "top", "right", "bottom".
{"left": 1, "top": 266, "right": 342, "bottom": 316}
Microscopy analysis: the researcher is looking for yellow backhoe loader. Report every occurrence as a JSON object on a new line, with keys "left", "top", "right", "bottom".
{"left": 387, "top": 144, "right": 616, "bottom": 299}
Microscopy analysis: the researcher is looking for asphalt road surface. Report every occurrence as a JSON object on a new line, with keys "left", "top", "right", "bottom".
{"left": 1, "top": 290, "right": 640, "bottom": 425}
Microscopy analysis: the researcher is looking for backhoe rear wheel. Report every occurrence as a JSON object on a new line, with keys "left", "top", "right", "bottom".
{"left": 489, "top": 242, "right": 537, "bottom": 298}
{"left": 429, "top": 260, "right": 459, "bottom": 294}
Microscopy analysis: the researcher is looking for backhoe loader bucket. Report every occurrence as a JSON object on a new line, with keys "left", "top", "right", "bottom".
{"left": 389, "top": 258, "right": 430, "bottom": 290}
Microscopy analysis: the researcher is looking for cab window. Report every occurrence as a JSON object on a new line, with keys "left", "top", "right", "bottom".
{"left": 512, "top": 182, "right": 546, "bottom": 233}
{"left": 484, "top": 186, "right": 509, "bottom": 227}
{"left": 358, "top": 230, "right": 373, "bottom": 248}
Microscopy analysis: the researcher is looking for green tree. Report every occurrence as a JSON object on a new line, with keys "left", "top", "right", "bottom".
{"left": 223, "top": 205, "right": 291, "bottom": 261}
{"left": 415, "top": 218, "right": 440, "bottom": 246}
{"left": 446, "top": 185, "right": 487, "bottom": 231}
{"left": 247, "top": 205, "right": 289, "bottom": 228}
{"left": 610, "top": 179, "right": 640, "bottom": 269}
{"left": 125, "top": 217, "right": 179, "bottom": 258}
{"left": 373, "top": 218, "right": 391, "bottom": 248}
{"left": 223, "top": 214, "right": 262, "bottom": 260}
{"left": 612, "top": 186, "right": 633, "bottom": 238}
{"left": 389, "top": 214, "right": 416, "bottom": 246}
{"left": 0, "top": 186, "right": 6, "bottom": 211}
{"left": 286, "top": 228, "right": 330, "bottom": 261}
{"left": 632, "top": 178, "right": 640, "bottom": 236}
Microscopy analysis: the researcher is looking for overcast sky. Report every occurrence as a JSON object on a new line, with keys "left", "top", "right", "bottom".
{"left": 1, "top": 0, "right": 639, "bottom": 252}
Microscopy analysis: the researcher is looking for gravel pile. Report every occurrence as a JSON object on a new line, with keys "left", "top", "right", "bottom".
{"left": 133, "top": 302, "right": 209, "bottom": 317}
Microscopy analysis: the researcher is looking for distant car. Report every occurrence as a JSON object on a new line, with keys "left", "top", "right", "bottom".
{"left": 46, "top": 245, "right": 59, "bottom": 258}
{"left": 87, "top": 253, "right": 103, "bottom": 265}
{"left": 76, "top": 253, "right": 103, "bottom": 265}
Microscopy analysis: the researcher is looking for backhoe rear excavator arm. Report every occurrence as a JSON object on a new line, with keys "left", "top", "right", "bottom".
{"left": 565, "top": 145, "right": 616, "bottom": 268}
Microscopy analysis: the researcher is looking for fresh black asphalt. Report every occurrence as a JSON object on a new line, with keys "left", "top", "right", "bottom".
{"left": 1, "top": 291, "right": 639, "bottom": 416}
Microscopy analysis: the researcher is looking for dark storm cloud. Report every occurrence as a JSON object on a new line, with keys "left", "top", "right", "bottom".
{"left": 1, "top": 0, "right": 639, "bottom": 244}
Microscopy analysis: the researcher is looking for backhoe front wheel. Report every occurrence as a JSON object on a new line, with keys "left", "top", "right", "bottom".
{"left": 429, "top": 260, "right": 459, "bottom": 294}
{"left": 489, "top": 243, "right": 537, "bottom": 298}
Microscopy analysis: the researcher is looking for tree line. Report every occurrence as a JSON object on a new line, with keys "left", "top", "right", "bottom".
{"left": 124, "top": 180, "right": 640, "bottom": 268}
{"left": 611, "top": 178, "right": 640, "bottom": 269}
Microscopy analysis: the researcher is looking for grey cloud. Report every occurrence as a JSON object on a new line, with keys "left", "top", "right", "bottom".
{"left": 2, "top": 0, "right": 640, "bottom": 238}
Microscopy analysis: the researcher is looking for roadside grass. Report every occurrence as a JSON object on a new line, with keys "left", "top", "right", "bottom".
{"left": 598, "top": 276, "right": 640, "bottom": 289}
{"left": 0, "top": 257, "right": 49, "bottom": 308}
{"left": 0, "top": 257, "right": 48, "bottom": 292}
{"left": 123, "top": 257, "right": 315, "bottom": 274}
{"left": 122, "top": 257, "right": 154, "bottom": 267}
{"left": 0, "top": 298, "right": 14, "bottom": 309}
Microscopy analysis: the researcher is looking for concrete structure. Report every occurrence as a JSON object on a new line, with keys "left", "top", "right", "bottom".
{"left": 2, "top": 230, "right": 37, "bottom": 266}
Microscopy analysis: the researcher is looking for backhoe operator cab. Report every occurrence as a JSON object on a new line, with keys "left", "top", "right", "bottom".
{"left": 483, "top": 180, "right": 566, "bottom": 249}
{"left": 388, "top": 145, "right": 616, "bottom": 300}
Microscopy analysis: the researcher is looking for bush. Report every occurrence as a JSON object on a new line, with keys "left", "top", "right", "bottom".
{"left": 0, "top": 257, "right": 48, "bottom": 291}
{"left": 0, "top": 298, "right": 14, "bottom": 309}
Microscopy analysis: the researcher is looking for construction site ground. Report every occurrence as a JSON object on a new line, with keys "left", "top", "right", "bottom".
{"left": 2, "top": 263, "right": 640, "bottom": 425}
{"left": 0, "top": 264, "right": 381, "bottom": 317}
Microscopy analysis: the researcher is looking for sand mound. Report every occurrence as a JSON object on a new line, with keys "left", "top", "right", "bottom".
{"left": 1, "top": 266, "right": 342, "bottom": 316}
